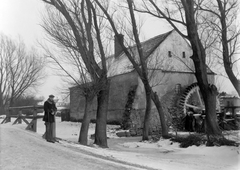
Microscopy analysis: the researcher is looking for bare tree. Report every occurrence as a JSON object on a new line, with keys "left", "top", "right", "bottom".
{"left": 40, "top": 43, "right": 100, "bottom": 145}
{"left": 199, "top": 0, "right": 240, "bottom": 96}
{"left": 95, "top": 0, "right": 169, "bottom": 140}
{"left": 0, "top": 34, "right": 44, "bottom": 115}
{"left": 41, "top": 0, "right": 110, "bottom": 147}
{"left": 135, "top": 0, "right": 223, "bottom": 139}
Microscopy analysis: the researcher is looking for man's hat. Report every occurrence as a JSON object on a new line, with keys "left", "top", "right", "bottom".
{"left": 49, "top": 94, "right": 55, "bottom": 98}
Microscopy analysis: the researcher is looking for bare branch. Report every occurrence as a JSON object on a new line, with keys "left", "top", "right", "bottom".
{"left": 0, "top": 34, "right": 44, "bottom": 107}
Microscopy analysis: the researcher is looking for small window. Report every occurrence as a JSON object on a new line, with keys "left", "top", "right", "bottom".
{"left": 175, "top": 84, "right": 181, "bottom": 94}
{"left": 182, "top": 52, "right": 186, "bottom": 58}
{"left": 168, "top": 51, "right": 172, "bottom": 57}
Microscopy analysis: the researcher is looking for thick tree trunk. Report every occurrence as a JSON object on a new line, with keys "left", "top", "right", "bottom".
{"left": 94, "top": 78, "right": 110, "bottom": 148}
{"left": 204, "top": 85, "right": 222, "bottom": 136}
{"left": 151, "top": 91, "right": 169, "bottom": 138}
{"left": 192, "top": 56, "right": 222, "bottom": 137}
{"left": 192, "top": 52, "right": 222, "bottom": 137}
{"left": 142, "top": 88, "right": 152, "bottom": 141}
{"left": 182, "top": 1, "right": 222, "bottom": 136}
{"left": 78, "top": 96, "right": 94, "bottom": 145}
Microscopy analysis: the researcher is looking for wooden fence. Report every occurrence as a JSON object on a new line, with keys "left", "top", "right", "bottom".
{"left": 1, "top": 105, "right": 45, "bottom": 132}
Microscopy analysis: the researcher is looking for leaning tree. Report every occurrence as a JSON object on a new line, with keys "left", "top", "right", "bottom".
{"left": 95, "top": 0, "right": 169, "bottom": 140}
{"left": 135, "top": 0, "right": 223, "bottom": 139}
{"left": 199, "top": 0, "right": 240, "bottom": 96}
{"left": 41, "top": 0, "right": 111, "bottom": 147}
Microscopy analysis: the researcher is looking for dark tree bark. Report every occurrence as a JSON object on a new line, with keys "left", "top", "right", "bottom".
{"left": 94, "top": 77, "right": 110, "bottom": 148}
{"left": 78, "top": 94, "right": 94, "bottom": 145}
{"left": 204, "top": 85, "right": 221, "bottom": 135}
{"left": 151, "top": 91, "right": 169, "bottom": 138}
{"left": 181, "top": 0, "right": 221, "bottom": 136}
{"left": 141, "top": 84, "right": 152, "bottom": 140}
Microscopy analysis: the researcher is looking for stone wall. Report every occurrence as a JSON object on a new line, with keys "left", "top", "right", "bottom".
{"left": 69, "top": 86, "right": 97, "bottom": 121}
{"left": 69, "top": 71, "right": 138, "bottom": 123}
{"left": 70, "top": 70, "right": 216, "bottom": 137}
{"left": 107, "top": 71, "right": 138, "bottom": 123}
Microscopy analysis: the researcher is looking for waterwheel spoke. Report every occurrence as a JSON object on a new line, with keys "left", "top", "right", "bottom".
{"left": 185, "top": 103, "right": 203, "bottom": 110}
{"left": 196, "top": 88, "right": 204, "bottom": 108}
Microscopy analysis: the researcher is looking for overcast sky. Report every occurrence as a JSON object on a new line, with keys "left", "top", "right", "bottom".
{"left": 0, "top": 0, "right": 239, "bottom": 100}
{"left": 0, "top": 0, "right": 64, "bottom": 100}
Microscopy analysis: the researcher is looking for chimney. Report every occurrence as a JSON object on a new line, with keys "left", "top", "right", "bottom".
{"left": 114, "top": 34, "right": 124, "bottom": 58}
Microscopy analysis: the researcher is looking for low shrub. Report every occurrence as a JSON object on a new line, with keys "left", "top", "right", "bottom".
{"left": 206, "top": 136, "right": 238, "bottom": 147}
{"left": 171, "top": 134, "right": 238, "bottom": 148}
{"left": 171, "top": 134, "right": 206, "bottom": 148}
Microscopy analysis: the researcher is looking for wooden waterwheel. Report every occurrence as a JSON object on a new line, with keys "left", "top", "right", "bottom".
{"left": 179, "top": 83, "right": 221, "bottom": 115}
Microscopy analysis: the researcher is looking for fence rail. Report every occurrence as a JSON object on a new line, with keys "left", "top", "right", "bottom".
{"left": 7, "top": 105, "right": 44, "bottom": 110}
{"left": 1, "top": 105, "right": 44, "bottom": 132}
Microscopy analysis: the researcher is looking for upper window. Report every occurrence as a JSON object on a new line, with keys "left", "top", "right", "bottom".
{"left": 182, "top": 52, "right": 186, "bottom": 58}
{"left": 168, "top": 51, "right": 172, "bottom": 57}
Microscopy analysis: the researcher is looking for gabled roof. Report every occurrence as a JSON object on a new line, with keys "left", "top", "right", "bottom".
{"left": 107, "top": 31, "right": 174, "bottom": 76}
{"left": 107, "top": 30, "right": 215, "bottom": 77}
{"left": 122, "top": 30, "right": 173, "bottom": 59}
{"left": 106, "top": 30, "right": 173, "bottom": 62}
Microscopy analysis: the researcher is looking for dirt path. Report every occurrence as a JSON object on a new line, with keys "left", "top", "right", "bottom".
{"left": 0, "top": 124, "right": 146, "bottom": 170}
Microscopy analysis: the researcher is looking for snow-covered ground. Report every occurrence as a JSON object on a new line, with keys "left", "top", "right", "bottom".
{"left": 1, "top": 116, "right": 240, "bottom": 170}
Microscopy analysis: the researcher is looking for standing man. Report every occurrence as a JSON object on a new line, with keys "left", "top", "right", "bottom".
{"left": 43, "top": 95, "right": 57, "bottom": 143}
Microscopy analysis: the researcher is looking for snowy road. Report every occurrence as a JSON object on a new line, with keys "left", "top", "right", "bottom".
{"left": 0, "top": 124, "right": 146, "bottom": 170}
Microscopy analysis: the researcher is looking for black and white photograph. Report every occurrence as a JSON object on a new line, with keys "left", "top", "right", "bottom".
{"left": 0, "top": 0, "right": 240, "bottom": 170}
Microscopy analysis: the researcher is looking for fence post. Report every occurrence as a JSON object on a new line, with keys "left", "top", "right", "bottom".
{"left": 18, "top": 110, "right": 22, "bottom": 124}
{"left": 33, "top": 108, "right": 37, "bottom": 132}
{"left": 6, "top": 108, "right": 11, "bottom": 123}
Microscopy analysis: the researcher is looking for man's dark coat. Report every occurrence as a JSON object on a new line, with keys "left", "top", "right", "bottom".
{"left": 43, "top": 99, "right": 57, "bottom": 123}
